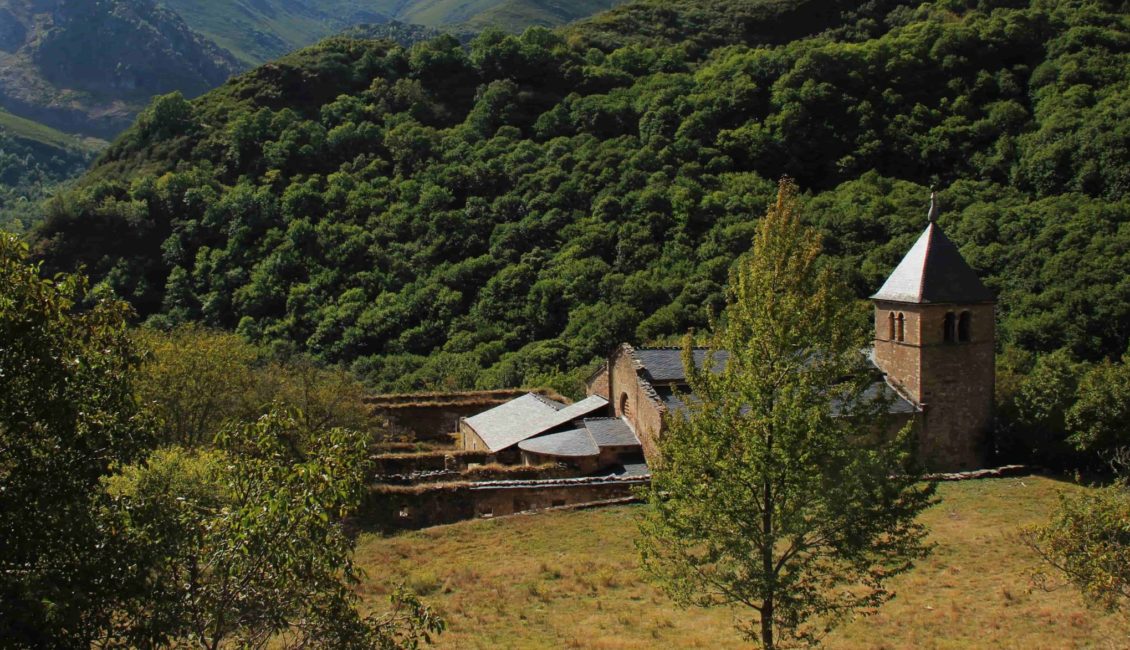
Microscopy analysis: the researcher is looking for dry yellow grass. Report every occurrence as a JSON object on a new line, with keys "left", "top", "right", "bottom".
{"left": 354, "top": 476, "right": 1130, "bottom": 649}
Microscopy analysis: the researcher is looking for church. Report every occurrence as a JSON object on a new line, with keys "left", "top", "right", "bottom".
{"left": 461, "top": 195, "right": 995, "bottom": 473}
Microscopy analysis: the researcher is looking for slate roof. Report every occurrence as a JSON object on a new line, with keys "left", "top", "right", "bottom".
{"left": 583, "top": 418, "right": 641, "bottom": 448}
{"left": 464, "top": 393, "right": 608, "bottom": 453}
{"left": 519, "top": 428, "right": 600, "bottom": 457}
{"left": 653, "top": 375, "right": 917, "bottom": 417}
{"left": 633, "top": 348, "right": 729, "bottom": 384}
{"left": 872, "top": 221, "right": 993, "bottom": 304}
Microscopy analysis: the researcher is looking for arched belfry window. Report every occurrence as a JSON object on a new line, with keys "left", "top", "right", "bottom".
{"left": 958, "top": 311, "right": 972, "bottom": 342}
{"left": 619, "top": 393, "right": 631, "bottom": 418}
{"left": 888, "top": 312, "right": 896, "bottom": 340}
{"left": 943, "top": 312, "right": 957, "bottom": 343}
{"left": 896, "top": 313, "right": 905, "bottom": 342}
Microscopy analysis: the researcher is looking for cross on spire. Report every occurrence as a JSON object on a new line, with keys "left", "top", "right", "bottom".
{"left": 928, "top": 189, "right": 939, "bottom": 223}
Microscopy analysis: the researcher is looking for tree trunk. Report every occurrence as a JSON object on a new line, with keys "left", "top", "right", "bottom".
{"left": 761, "top": 473, "right": 775, "bottom": 650}
{"left": 761, "top": 598, "right": 774, "bottom": 650}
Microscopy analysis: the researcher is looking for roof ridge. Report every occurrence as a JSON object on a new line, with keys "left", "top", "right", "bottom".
{"left": 529, "top": 392, "right": 566, "bottom": 410}
{"left": 916, "top": 222, "right": 936, "bottom": 299}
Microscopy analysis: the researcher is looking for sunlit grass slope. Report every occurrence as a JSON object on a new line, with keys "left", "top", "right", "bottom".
{"left": 0, "top": 109, "right": 106, "bottom": 153}
{"left": 355, "top": 476, "right": 1130, "bottom": 649}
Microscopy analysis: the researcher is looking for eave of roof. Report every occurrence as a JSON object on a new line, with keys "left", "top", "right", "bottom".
{"left": 518, "top": 428, "right": 599, "bottom": 458}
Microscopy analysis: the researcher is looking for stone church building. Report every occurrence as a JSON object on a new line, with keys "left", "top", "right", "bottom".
{"left": 463, "top": 195, "right": 995, "bottom": 472}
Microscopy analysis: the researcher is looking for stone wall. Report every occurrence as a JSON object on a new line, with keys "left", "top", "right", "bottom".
{"left": 873, "top": 301, "right": 995, "bottom": 471}
{"left": 599, "top": 345, "right": 665, "bottom": 462}
{"left": 359, "top": 476, "right": 648, "bottom": 532}
{"left": 588, "top": 368, "right": 610, "bottom": 400}
{"left": 370, "top": 450, "right": 492, "bottom": 477}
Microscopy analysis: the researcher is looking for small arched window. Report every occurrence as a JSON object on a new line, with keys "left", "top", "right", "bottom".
{"left": 888, "top": 312, "right": 896, "bottom": 340}
{"left": 896, "top": 313, "right": 906, "bottom": 342}
{"left": 943, "top": 312, "right": 956, "bottom": 343}
{"left": 958, "top": 311, "right": 972, "bottom": 342}
{"left": 619, "top": 393, "right": 631, "bottom": 418}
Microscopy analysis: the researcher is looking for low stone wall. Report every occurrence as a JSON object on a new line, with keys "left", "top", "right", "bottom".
{"left": 370, "top": 450, "right": 492, "bottom": 477}
{"left": 376, "top": 463, "right": 579, "bottom": 486}
{"left": 359, "top": 475, "right": 649, "bottom": 532}
{"left": 367, "top": 388, "right": 570, "bottom": 443}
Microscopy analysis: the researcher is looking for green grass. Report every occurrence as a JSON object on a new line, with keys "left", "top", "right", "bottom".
{"left": 355, "top": 476, "right": 1130, "bottom": 649}
{"left": 0, "top": 109, "right": 106, "bottom": 153}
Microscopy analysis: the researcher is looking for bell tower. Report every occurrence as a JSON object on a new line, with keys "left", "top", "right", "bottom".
{"left": 871, "top": 192, "right": 995, "bottom": 471}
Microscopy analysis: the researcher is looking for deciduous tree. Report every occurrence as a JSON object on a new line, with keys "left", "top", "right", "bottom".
{"left": 0, "top": 235, "right": 151, "bottom": 646}
{"left": 638, "top": 180, "right": 936, "bottom": 649}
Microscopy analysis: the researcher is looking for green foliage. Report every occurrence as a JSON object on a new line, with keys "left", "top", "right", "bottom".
{"left": 0, "top": 234, "right": 151, "bottom": 646}
{"left": 33, "top": 0, "right": 1130, "bottom": 399}
{"left": 637, "top": 181, "right": 936, "bottom": 649}
{"left": 103, "top": 411, "right": 445, "bottom": 647}
{"left": 0, "top": 119, "right": 99, "bottom": 233}
{"left": 1067, "top": 356, "right": 1130, "bottom": 455}
{"left": 995, "top": 347, "right": 1089, "bottom": 466}
{"left": 1024, "top": 477, "right": 1130, "bottom": 613}
{"left": 135, "top": 324, "right": 379, "bottom": 447}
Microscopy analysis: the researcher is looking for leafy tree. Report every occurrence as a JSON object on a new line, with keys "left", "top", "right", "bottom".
{"left": 1067, "top": 355, "right": 1130, "bottom": 456}
{"left": 0, "top": 234, "right": 151, "bottom": 646}
{"left": 135, "top": 324, "right": 262, "bottom": 445}
{"left": 637, "top": 181, "right": 936, "bottom": 649}
{"left": 102, "top": 410, "right": 445, "bottom": 648}
{"left": 136, "top": 324, "right": 379, "bottom": 447}
{"left": 1023, "top": 468, "right": 1130, "bottom": 613}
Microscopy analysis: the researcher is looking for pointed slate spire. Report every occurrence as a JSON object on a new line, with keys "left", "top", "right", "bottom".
{"left": 871, "top": 192, "right": 994, "bottom": 304}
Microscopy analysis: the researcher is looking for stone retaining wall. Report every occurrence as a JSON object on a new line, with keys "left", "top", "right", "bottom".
{"left": 359, "top": 475, "right": 649, "bottom": 532}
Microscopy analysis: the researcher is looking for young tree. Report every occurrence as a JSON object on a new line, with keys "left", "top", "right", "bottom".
{"left": 638, "top": 180, "right": 936, "bottom": 649}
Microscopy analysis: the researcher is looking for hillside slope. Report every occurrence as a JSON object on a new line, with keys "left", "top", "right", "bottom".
{"left": 0, "top": 108, "right": 103, "bottom": 232}
{"left": 0, "top": 0, "right": 240, "bottom": 139}
{"left": 161, "top": 0, "right": 627, "bottom": 65}
{"left": 34, "top": 0, "right": 1130, "bottom": 394}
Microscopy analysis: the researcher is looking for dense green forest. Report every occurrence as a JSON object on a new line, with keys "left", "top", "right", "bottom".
{"left": 33, "top": 0, "right": 1130, "bottom": 419}
{"left": 0, "top": 112, "right": 100, "bottom": 232}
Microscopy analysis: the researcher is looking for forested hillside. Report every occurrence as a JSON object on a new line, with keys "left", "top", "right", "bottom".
{"left": 34, "top": 0, "right": 1130, "bottom": 402}
{"left": 0, "top": 109, "right": 102, "bottom": 232}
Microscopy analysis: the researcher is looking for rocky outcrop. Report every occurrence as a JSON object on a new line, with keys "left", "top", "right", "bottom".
{"left": 0, "top": 0, "right": 242, "bottom": 138}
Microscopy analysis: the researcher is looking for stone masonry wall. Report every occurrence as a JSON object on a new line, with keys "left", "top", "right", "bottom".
{"left": 873, "top": 301, "right": 995, "bottom": 471}
{"left": 600, "top": 346, "right": 665, "bottom": 462}
{"left": 360, "top": 477, "right": 647, "bottom": 532}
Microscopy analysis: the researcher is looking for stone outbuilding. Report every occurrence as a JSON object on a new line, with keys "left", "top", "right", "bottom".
{"left": 459, "top": 393, "right": 645, "bottom": 473}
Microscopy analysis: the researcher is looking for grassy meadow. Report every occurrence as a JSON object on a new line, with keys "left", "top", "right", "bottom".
{"left": 355, "top": 476, "right": 1130, "bottom": 649}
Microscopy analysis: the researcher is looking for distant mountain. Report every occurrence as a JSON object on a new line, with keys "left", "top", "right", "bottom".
{"left": 0, "top": 0, "right": 241, "bottom": 139}
{"left": 160, "top": 0, "right": 626, "bottom": 65}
